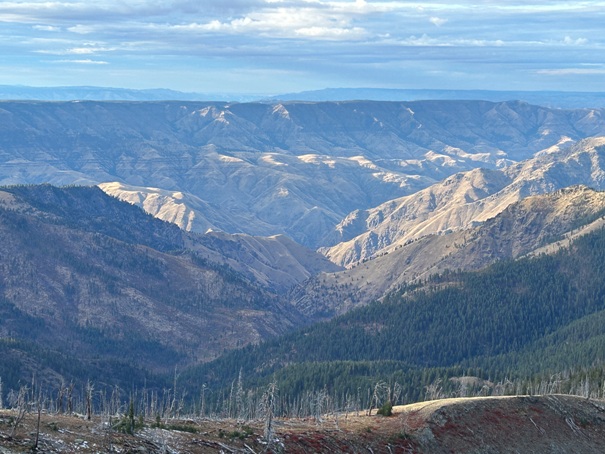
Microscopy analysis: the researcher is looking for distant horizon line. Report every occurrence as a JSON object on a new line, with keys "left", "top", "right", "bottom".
{"left": 2, "top": 84, "right": 605, "bottom": 96}
{"left": 1, "top": 85, "right": 605, "bottom": 109}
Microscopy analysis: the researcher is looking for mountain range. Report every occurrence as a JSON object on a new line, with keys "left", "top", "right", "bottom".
{"left": 1, "top": 100, "right": 605, "bottom": 251}
{"left": 4, "top": 98, "right": 605, "bottom": 409}
{"left": 292, "top": 183, "right": 605, "bottom": 318}
{"left": 323, "top": 136, "right": 605, "bottom": 267}
{"left": 3, "top": 85, "right": 605, "bottom": 109}
{"left": 271, "top": 88, "right": 605, "bottom": 109}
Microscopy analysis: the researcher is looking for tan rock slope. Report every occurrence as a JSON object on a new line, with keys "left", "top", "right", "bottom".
{"left": 292, "top": 184, "right": 605, "bottom": 318}
{"left": 324, "top": 136, "right": 605, "bottom": 267}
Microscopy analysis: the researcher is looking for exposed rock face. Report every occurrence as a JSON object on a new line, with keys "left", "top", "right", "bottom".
{"left": 1, "top": 100, "right": 604, "bottom": 247}
{"left": 292, "top": 184, "right": 605, "bottom": 319}
{"left": 324, "top": 136, "right": 605, "bottom": 267}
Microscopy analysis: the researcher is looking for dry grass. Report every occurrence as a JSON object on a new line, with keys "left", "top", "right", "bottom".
{"left": 2, "top": 395, "right": 605, "bottom": 453}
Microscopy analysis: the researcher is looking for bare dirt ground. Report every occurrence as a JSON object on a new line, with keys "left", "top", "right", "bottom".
{"left": 2, "top": 394, "right": 605, "bottom": 453}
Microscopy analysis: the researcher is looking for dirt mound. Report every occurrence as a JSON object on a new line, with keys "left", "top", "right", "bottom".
{"left": 398, "top": 394, "right": 605, "bottom": 453}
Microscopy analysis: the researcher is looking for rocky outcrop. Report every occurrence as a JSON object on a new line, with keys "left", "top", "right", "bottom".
{"left": 292, "top": 184, "right": 605, "bottom": 319}
{"left": 324, "top": 137, "right": 605, "bottom": 267}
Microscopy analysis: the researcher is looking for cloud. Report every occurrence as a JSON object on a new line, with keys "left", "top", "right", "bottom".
{"left": 429, "top": 17, "right": 447, "bottom": 27}
{"left": 36, "top": 45, "right": 115, "bottom": 55}
{"left": 54, "top": 59, "right": 109, "bottom": 65}
{"left": 1, "top": 0, "right": 605, "bottom": 92}
{"left": 294, "top": 26, "right": 366, "bottom": 40}
{"left": 536, "top": 68, "right": 605, "bottom": 75}
{"left": 32, "top": 24, "right": 60, "bottom": 31}
{"left": 391, "top": 34, "right": 506, "bottom": 48}
{"left": 562, "top": 36, "right": 588, "bottom": 46}
{"left": 160, "top": 4, "right": 372, "bottom": 41}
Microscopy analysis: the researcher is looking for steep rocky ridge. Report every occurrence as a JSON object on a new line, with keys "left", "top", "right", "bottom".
{"left": 325, "top": 136, "right": 605, "bottom": 267}
{"left": 292, "top": 185, "right": 605, "bottom": 318}
{"left": 1, "top": 100, "right": 604, "bottom": 247}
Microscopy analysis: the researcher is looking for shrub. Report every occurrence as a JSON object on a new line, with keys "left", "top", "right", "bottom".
{"left": 377, "top": 401, "right": 393, "bottom": 417}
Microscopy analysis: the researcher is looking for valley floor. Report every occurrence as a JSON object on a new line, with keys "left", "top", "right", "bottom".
{"left": 1, "top": 394, "right": 605, "bottom": 453}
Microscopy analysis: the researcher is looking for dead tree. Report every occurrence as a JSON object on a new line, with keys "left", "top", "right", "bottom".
{"left": 67, "top": 382, "right": 75, "bottom": 414}
{"left": 111, "top": 385, "right": 121, "bottom": 416}
{"left": 392, "top": 382, "right": 403, "bottom": 406}
{"left": 368, "top": 381, "right": 388, "bottom": 416}
{"left": 235, "top": 368, "right": 245, "bottom": 421}
{"left": 86, "top": 380, "right": 94, "bottom": 420}
{"left": 260, "top": 382, "right": 278, "bottom": 451}
{"left": 170, "top": 367, "right": 178, "bottom": 418}
{"left": 9, "top": 385, "right": 29, "bottom": 439}
{"left": 33, "top": 389, "right": 42, "bottom": 451}
{"left": 56, "top": 380, "right": 66, "bottom": 414}
{"left": 424, "top": 378, "right": 443, "bottom": 401}
{"left": 313, "top": 388, "right": 329, "bottom": 425}
{"left": 199, "top": 384, "right": 207, "bottom": 418}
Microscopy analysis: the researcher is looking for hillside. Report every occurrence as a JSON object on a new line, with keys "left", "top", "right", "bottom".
{"left": 393, "top": 395, "right": 605, "bottom": 453}
{"left": 293, "top": 185, "right": 605, "bottom": 318}
{"left": 1, "top": 100, "right": 604, "bottom": 247}
{"left": 324, "top": 136, "right": 605, "bottom": 267}
{"left": 189, "top": 231, "right": 342, "bottom": 293}
{"left": 189, "top": 223, "right": 605, "bottom": 404}
{"left": 0, "top": 185, "right": 333, "bottom": 391}
{"left": 2, "top": 395, "right": 604, "bottom": 453}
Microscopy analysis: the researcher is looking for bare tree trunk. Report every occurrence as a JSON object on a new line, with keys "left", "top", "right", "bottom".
{"left": 34, "top": 391, "right": 42, "bottom": 451}
{"left": 9, "top": 385, "right": 28, "bottom": 439}
{"left": 236, "top": 368, "right": 244, "bottom": 421}
{"left": 111, "top": 385, "right": 121, "bottom": 416}
{"left": 171, "top": 367, "right": 178, "bottom": 418}
{"left": 199, "top": 384, "right": 207, "bottom": 418}
{"left": 57, "top": 380, "right": 65, "bottom": 414}
{"left": 86, "top": 380, "right": 94, "bottom": 420}
{"left": 261, "top": 382, "right": 278, "bottom": 451}
{"left": 228, "top": 380, "right": 235, "bottom": 419}
{"left": 67, "top": 382, "right": 74, "bottom": 414}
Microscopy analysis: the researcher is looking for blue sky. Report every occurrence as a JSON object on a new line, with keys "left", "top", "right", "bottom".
{"left": 1, "top": 0, "right": 604, "bottom": 94}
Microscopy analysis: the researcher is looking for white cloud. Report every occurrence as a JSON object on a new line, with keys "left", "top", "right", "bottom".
{"left": 54, "top": 58, "right": 109, "bottom": 64}
{"left": 537, "top": 68, "right": 605, "bottom": 75}
{"left": 392, "top": 34, "right": 507, "bottom": 48}
{"left": 295, "top": 26, "right": 366, "bottom": 40}
{"left": 32, "top": 24, "right": 60, "bottom": 31}
{"left": 562, "top": 36, "right": 588, "bottom": 46}
{"left": 167, "top": 5, "right": 371, "bottom": 40}
{"left": 429, "top": 16, "right": 447, "bottom": 27}
{"left": 37, "top": 45, "right": 114, "bottom": 55}
{"left": 1, "top": 0, "right": 605, "bottom": 92}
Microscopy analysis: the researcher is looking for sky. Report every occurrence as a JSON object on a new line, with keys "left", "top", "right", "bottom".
{"left": 1, "top": 0, "right": 604, "bottom": 95}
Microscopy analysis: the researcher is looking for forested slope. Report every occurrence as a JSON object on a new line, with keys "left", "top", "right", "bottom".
{"left": 188, "top": 224, "right": 605, "bottom": 403}
{"left": 0, "top": 185, "right": 306, "bottom": 391}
